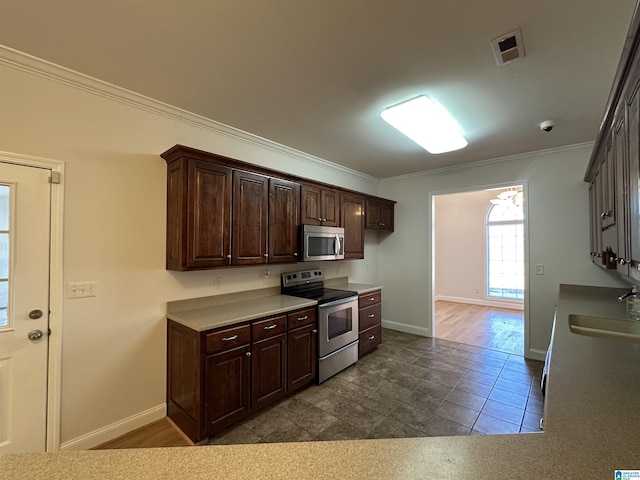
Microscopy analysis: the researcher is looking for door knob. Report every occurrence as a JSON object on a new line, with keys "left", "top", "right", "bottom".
{"left": 28, "top": 330, "right": 43, "bottom": 341}
{"left": 29, "top": 309, "right": 43, "bottom": 319}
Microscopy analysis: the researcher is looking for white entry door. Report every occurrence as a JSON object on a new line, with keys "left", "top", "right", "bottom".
{"left": 0, "top": 162, "right": 51, "bottom": 454}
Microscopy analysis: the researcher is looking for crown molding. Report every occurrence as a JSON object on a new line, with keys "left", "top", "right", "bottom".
{"left": 0, "top": 44, "right": 378, "bottom": 184}
{"left": 380, "top": 142, "right": 595, "bottom": 183}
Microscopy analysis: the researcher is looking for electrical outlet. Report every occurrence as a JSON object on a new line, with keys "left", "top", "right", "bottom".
{"left": 213, "top": 277, "right": 223, "bottom": 290}
{"left": 262, "top": 270, "right": 270, "bottom": 284}
{"left": 535, "top": 264, "right": 544, "bottom": 275}
{"left": 66, "top": 281, "right": 96, "bottom": 299}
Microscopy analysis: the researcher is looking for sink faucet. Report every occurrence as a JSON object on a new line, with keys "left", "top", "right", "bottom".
{"left": 618, "top": 291, "right": 635, "bottom": 302}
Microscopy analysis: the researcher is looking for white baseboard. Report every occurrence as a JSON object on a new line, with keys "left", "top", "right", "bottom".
{"left": 60, "top": 404, "right": 166, "bottom": 451}
{"left": 381, "top": 319, "right": 432, "bottom": 337}
{"left": 526, "top": 348, "right": 547, "bottom": 362}
{"left": 435, "top": 295, "right": 524, "bottom": 311}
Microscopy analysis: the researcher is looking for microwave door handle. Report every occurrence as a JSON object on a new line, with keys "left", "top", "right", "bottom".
{"left": 334, "top": 234, "right": 341, "bottom": 255}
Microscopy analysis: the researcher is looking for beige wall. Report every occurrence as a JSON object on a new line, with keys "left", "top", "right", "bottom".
{"left": 0, "top": 52, "right": 380, "bottom": 446}
{"left": 378, "top": 145, "right": 628, "bottom": 357}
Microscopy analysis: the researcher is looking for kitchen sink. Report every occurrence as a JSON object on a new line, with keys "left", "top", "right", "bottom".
{"left": 568, "top": 314, "right": 640, "bottom": 343}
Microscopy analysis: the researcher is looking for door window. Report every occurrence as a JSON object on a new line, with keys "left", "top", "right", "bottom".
{"left": 0, "top": 185, "right": 11, "bottom": 329}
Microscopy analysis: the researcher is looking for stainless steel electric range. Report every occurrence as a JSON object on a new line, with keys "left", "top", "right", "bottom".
{"left": 281, "top": 269, "right": 359, "bottom": 383}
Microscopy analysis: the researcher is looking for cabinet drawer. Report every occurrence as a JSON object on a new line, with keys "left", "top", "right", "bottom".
{"left": 359, "top": 303, "right": 381, "bottom": 331}
{"left": 358, "top": 290, "right": 381, "bottom": 309}
{"left": 287, "top": 307, "right": 317, "bottom": 330}
{"left": 205, "top": 324, "right": 250, "bottom": 354}
{"left": 252, "top": 315, "right": 287, "bottom": 341}
{"left": 358, "top": 325, "right": 381, "bottom": 358}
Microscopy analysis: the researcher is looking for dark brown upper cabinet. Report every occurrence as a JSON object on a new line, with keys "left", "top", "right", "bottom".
{"left": 365, "top": 199, "right": 395, "bottom": 232}
{"left": 166, "top": 158, "right": 232, "bottom": 270}
{"left": 269, "top": 178, "right": 300, "bottom": 264}
{"left": 341, "top": 194, "right": 365, "bottom": 260}
{"left": 301, "top": 184, "right": 340, "bottom": 227}
{"left": 585, "top": 7, "right": 640, "bottom": 281}
{"left": 162, "top": 145, "right": 394, "bottom": 270}
{"left": 232, "top": 171, "right": 269, "bottom": 265}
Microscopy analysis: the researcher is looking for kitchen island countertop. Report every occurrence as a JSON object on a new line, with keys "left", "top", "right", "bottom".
{"left": 3, "top": 283, "right": 640, "bottom": 479}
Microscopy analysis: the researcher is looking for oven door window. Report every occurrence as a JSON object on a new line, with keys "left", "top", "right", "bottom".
{"left": 327, "top": 308, "right": 353, "bottom": 340}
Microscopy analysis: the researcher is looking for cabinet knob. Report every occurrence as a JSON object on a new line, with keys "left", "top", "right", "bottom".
{"left": 293, "top": 252, "right": 298, "bottom": 257}
{"left": 312, "top": 329, "right": 317, "bottom": 334}
{"left": 227, "top": 254, "right": 232, "bottom": 265}
{"left": 246, "top": 352, "right": 251, "bottom": 357}
{"left": 264, "top": 253, "right": 269, "bottom": 258}
{"left": 318, "top": 217, "right": 322, "bottom": 222}
{"left": 618, "top": 258, "right": 629, "bottom": 265}
{"left": 600, "top": 211, "right": 610, "bottom": 219}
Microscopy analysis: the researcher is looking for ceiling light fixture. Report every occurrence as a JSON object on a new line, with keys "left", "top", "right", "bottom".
{"left": 381, "top": 95, "right": 468, "bottom": 154}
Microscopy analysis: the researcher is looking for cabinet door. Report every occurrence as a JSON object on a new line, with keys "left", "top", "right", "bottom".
{"left": 380, "top": 201, "right": 394, "bottom": 232}
{"left": 232, "top": 170, "right": 268, "bottom": 265}
{"left": 204, "top": 344, "right": 251, "bottom": 435}
{"left": 602, "top": 142, "right": 617, "bottom": 229}
{"left": 287, "top": 324, "right": 317, "bottom": 392}
{"left": 320, "top": 189, "right": 340, "bottom": 227}
{"left": 614, "top": 113, "right": 630, "bottom": 276}
{"left": 186, "top": 161, "right": 232, "bottom": 269}
{"left": 269, "top": 178, "right": 300, "bottom": 264}
{"left": 251, "top": 333, "right": 287, "bottom": 411}
{"left": 341, "top": 194, "right": 365, "bottom": 259}
{"left": 627, "top": 74, "right": 640, "bottom": 280}
{"left": 301, "top": 184, "right": 322, "bottom": 225}
{"left": 589, "top": 180, "right": 603, "bottom": 265}
{"left": 365, "top": 200, "right": 381, "bottom": 230}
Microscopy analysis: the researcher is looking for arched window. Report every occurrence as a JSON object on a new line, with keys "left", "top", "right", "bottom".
{"left": 486, "top": 201, "right": 524, "bottom": 300}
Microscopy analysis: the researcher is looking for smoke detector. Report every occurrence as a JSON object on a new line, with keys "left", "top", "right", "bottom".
{"left": 491, "top": 29, "right": 525, "bottom": 66}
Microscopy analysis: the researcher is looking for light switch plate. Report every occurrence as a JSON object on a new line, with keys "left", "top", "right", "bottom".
{"left": 66, "top": 281, "right": 96, "bottom": 298}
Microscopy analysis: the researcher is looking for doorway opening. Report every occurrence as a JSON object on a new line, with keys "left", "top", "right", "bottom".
{"left": 432, "top": 184, "right": 527, "bottom": 356}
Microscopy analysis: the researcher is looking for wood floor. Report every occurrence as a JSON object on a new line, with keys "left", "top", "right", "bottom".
{"left": 93, "top": 418, "right": 192, "bottom": 450}
{"left": 434, "top": 300, "right": 524, "bottom": 355}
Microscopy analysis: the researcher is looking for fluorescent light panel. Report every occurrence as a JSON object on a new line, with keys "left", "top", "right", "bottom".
{"left": 381, "top": 96, "right": 467, "bottom": 154}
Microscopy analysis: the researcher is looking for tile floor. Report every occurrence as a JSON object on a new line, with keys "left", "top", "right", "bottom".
{"left": 208, "top": 328, "right": 544, "bottom": 445}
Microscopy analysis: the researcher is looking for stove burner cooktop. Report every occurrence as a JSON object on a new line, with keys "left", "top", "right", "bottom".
{"left": 281, "top": 269, "right": 357, "bottom": 305}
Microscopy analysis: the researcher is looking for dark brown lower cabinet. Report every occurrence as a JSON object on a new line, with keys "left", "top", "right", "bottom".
{"left": 358, "top": 290, "right": 382, "bottom": 358}
{"left": 204, "top": 344, "right": 251, "bottom": 434}
{"left": 287, "top": 324, "right": 317, "bottom": 392}
{"left": 251, "top": 333, "right": 287, "bottom": 411}
{"left": 167, "top": 305, "right": 318, "bottom": 443}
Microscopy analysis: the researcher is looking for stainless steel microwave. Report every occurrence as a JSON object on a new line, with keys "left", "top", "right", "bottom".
{"left": 300, "top": 225, "right": 345, "bottom": 261}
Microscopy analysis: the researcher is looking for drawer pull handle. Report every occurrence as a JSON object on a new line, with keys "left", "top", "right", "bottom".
{"left": 369, "top": 297, "right": 375, "bottom": 301}
{"left": 222, "top": 335, "right": 238, "bottom": 341}
{"left": 368, "top": 314, "right": 375, "bottom": 318}
{"left": 297, "top": 315, "right": 308, "bottom": 321}
{"left": 368, "top": 335, "right": 376, "bottom": 340}
{"left": 264, "top": 324, "right": 277, "bottom": 330}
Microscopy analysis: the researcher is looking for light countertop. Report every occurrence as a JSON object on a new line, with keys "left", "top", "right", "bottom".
{"left": 326, "top": 281, "right": 382, "bottom": 295}
{"left": 167, "top": 295, "right": 317, "bottom": 332}
{"left": 3, "top": 283, "right": 640, "bottom": 479}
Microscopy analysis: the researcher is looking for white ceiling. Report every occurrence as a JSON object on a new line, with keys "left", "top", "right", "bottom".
{"left": 0, "top": 0, "right": 636, "bottom": 178}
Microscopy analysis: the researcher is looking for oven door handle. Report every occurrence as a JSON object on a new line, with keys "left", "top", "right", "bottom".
{"left": 318, "top": 296, "right": 357, "bottom": 309}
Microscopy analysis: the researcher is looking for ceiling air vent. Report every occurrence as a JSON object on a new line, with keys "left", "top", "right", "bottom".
{"left": 491, "top": 29, "right": 525, "bottom": 66}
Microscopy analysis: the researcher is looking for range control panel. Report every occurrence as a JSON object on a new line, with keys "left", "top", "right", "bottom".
{"left": 281, "top": 269, "right": 324, "bottom": 288}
